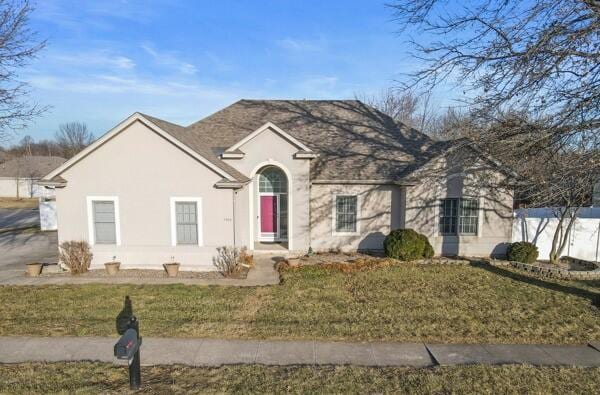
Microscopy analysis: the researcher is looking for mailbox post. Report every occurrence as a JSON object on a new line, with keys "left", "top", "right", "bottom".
{"left": 114, "top": 316, "right": 142, "bottom": 390}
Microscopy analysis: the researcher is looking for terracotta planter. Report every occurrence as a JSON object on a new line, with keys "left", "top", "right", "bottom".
{"left": 164, "top": 263, "right": 180, "bottom": 277}
{"left": 104, "top": 262, "right": 121, "bottom": 275}
{"left": 26, "top": 262, "right": 43, "bottom": 277}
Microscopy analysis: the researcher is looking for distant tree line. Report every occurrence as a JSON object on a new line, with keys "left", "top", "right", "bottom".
{"left": 0, "top": 122, "right": 94, "bottom": 161}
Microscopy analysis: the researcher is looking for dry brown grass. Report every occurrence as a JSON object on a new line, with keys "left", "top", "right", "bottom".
{"left": 0, "top": 261, "right": 598, "bottom": 343}
{"left": 1, "top": 362, "right": 599, "bottom": 394}
{"left": 0, "top": 197, "right": 38, "bottom": 209}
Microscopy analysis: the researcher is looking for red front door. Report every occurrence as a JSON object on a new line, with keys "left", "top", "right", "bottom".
{"left": 260, "top": 195, "right": 278, "bottom": 235}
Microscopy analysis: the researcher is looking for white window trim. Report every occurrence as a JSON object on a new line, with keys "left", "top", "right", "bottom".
{"left": 86, "top": 196, "right": 121, "bottom": 246}
{"left": 332, "top": 193, "right": 361, "bottom": 236}
{"left": 248, "top": 160, "right": 294, "bottom": 251}
{"left": 435, "top": 197, "right": 483, "bottom": 237}
{"left": 170, "top": 197, "right": 203, "bottom": 246}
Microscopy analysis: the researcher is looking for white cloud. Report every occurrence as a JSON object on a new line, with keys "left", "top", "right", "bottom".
{"left": 141, "top": 43, "right": 198, "bottom": 75}
{"left": 276, "top": 37, "right": 325, "bottom": 53}
{"left": 52, "top": 50, "right": 136, "bottom": 70}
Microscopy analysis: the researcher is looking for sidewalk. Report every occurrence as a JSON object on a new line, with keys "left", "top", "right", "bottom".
{"left": 1, "top": 337, "right": 599, "bottom": 367}
{"left": 0, "top": 255, "right": 281, "bottom": 287}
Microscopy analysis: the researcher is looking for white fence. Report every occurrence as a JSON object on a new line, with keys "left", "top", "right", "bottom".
{"left": 513, "top": 208, "right": 600, "bottom": 263}
{"left": 39, "top": 199, "right": 57, "bottom": 231}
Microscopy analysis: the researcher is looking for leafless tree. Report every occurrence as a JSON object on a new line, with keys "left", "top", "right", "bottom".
{"left": 0, "top": 0, "right": 46, "bottom": 141}
{"left": 360, "top": 88, "right": 442, "bottom": 135}
{"left": 389, "top": 0, "right": 600, "bottom": 263}
{"left": 55, "top": 122, "right": 94, "bottom": 158}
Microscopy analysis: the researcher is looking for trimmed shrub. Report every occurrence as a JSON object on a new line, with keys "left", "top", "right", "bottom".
{"left": 421, "top": 236, "right": 435, "bottom": 259}
{"left": 59, "top": 241, "right": 93, "bottom": 275}
{"left": 384, "top": 229, "right": 434, "bottom": 261}
{"left": 507, "top": 241, "right": 539, "bottom": 264}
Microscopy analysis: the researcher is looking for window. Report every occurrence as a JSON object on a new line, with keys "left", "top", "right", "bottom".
{"left": 439, "top": 198, "right": 479, "bottom": 236}
{"left": 259, "top": 167, "right": 287, "bottom": 193}
{"left": 87, "top": 196, "right": 120, "bottom": 245}
{"left": 170, "top": 198, "right": 203, "bottom": 246}
{"left": 93, "top": 201, "right": 116, "bottom": 244}
{"left": 335, "top": 195, "right": 358, "bottom": 234}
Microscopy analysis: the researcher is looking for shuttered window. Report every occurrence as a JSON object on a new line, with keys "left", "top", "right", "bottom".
{"left": 335, "top": 195, "right": 358, "bottom": 233}
{"left": 176, "top": 202, "right": 198, "bottom": 245}
{"left": 93, "top": 201, "right": 116, "bottom": 244}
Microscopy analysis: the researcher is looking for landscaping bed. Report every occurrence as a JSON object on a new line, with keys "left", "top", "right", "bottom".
{"left": 37, "top": 267, "right": 248, "bottom": 280}
{"left": 1, "top": 259, "right": 598, "bottom": 344}
{"left": 1, "top": 362, "right": 599, "bottom": 394}
{"left": 489, "top": 257, "right": 600, "bottom": 280}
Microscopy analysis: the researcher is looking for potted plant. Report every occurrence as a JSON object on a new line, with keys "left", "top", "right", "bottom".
{"left": 104, "top": 256, "right": 120, "bottom": 275}
{"left": 26, "top": 262, "right": 43, "bottom": 277}
{"left": 164, "top": 256, "right": 180, "bottom": 277}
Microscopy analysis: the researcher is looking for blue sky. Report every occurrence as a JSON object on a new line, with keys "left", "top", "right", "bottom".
{"left": 17, "top": 0, "right": 444, "bottom": 143}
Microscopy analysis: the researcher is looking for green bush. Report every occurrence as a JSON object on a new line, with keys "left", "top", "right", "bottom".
{"left": 507, "top": 242, "right": 539, "bottom": 264}
{"left": 421, "top": 236, "right": 435, "bottom": 259}
{"left": 384, "top": 229, "right": 435, "bottom": 261}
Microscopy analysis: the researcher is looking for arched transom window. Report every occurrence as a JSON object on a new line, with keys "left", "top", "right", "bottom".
{"left": 259, "top": 167, "right": 287, "bottom": 193}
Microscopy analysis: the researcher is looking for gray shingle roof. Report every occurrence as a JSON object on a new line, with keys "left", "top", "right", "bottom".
{"left": 0, "top": 156, "right": 66, "bottom": 178}
{"left": 143, "top": 100, "right": 447, "bottom": 182}
{"left": 140, "top": 113, "right": 249, "bottom": 182}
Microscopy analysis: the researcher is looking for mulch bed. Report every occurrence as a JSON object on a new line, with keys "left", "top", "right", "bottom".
{"left": 41, "top": 266, "right": 249, "bottom": 280}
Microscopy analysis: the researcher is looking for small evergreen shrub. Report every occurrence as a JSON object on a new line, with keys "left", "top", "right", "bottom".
{"left": 507, "top": 242, "right": 539, "bottom": 264}
{"left": 421, "top": 236, "right": 435, "bottom": 259}
{"left": 384, "top": 229, "right": 435, "bottom": 261}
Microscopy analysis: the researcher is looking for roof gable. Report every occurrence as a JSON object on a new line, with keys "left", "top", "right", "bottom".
{"left": 43, "top": 113, "right": 245, "bottom": 183}
{"left": 185, "top": 99, "right": 437, "bottom": 181}
{"left": 226, "top": 121, "right": 313, "bottom": 153}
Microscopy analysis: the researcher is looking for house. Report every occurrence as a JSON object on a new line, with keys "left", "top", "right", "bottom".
{"left": 0, "top": 155, "right": 66, "bottom": 198}
{"left": 41, "top": 100, "right": 513, "bottom": 270}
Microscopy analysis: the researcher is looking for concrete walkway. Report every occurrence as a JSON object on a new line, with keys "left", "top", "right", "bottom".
{"left": 1, "top": 337, "right": 599, "bottom": 367}
{"left": 0, "top": 254, "right": 281, "bottom": 286}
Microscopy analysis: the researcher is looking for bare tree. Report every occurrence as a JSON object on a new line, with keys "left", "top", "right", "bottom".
{"left": 360, "top": 88, "right": 441, "bottom": 135}
{"left": 0, "top": 0, "right": 46, "bottom": 140}
{"left": 389, "top": 0, "right": 600, "bottom": 263}
{"left": 55, "top": 122, "right": 94, "bottom": 158}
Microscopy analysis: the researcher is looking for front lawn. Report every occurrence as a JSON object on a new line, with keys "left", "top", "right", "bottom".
{"left": 0, "top": 262, "right": 598, "bottom": 343}
{"left": 1, "top": 362, "right": 599, "bottom": 394}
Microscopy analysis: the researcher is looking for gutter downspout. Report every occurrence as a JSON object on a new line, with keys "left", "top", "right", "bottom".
{"left": 232, "top": 189, "right": 237, "bottom": 249}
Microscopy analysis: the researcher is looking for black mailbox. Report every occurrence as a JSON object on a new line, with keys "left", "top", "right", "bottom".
{"left": 114, "top": 328, "right": 140, "bottom": 360}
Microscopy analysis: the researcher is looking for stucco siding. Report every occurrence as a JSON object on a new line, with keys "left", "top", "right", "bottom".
{"left": 56, "top": 120, "right": 236, "bottom": 270}
{"left": 405, "top": 170, "right": 513, "bottom": 258}
{"left": 223, "top": 127, "right": 311, "bottom": 252}
{"left": 310, "top": 184, "right": 403, "bottom": 251}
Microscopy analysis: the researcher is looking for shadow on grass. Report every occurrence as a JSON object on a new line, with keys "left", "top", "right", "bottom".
{"left": 115, "top": 296, "right": 133, "bottom": 335}
{"left": 469, "top": 260, "right": 599, "bottom": 308}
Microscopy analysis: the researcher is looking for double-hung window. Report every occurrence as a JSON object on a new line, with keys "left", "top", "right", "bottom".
{"left": 87, "top": 196, "right": 120, "bottom": 245}
{"left": 334, "top": 195, "right": 358, "bottom": 234}
{"left": 439, "top": 198, "right": 479, "bottom": 236}
{"left": 170, "top": 198, "right": 203, "bottom": 246}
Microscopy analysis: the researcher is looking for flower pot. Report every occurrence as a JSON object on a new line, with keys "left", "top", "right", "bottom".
{"left": 164, "top": 262, "right": 180, "bottom": 277}
{"left": 26, "top": 262, "right": 43, "bottom": 277}
{"left": 104, "top": 262, "right": 121, "bottom": 275}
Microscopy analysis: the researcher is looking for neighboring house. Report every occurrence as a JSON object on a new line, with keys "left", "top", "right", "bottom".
{"left": 0, "top": 156, "right": 66, "bottom": 198}
{"left": 41, "top": 100, "right": 514, "bottom": 270}
{"left": 593, "top": 180, "right": 600, "bottom": 207}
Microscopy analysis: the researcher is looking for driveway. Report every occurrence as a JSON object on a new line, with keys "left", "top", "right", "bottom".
{"left": 0, "top": 231, "right": 58, "bottom": 281}
{"left": 0, "top": 208, "right": 40, "bottom": 230}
